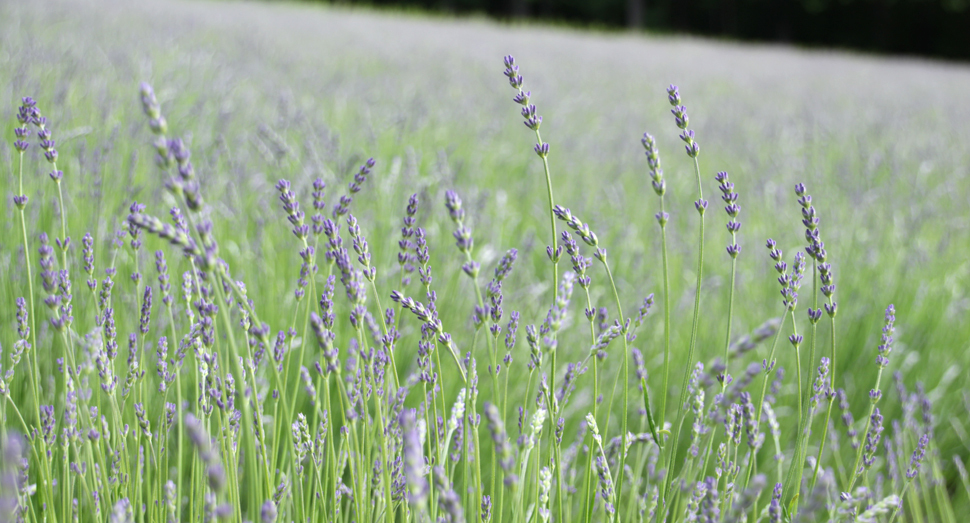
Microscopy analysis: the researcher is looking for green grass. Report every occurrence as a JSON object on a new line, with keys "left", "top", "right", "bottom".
{"left": 2, "top": 0, "right": 969, "bottom": 521}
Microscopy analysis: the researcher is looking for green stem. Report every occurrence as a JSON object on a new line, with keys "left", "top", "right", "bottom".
{"left": 809, "top": 313, "right": 836, "bottom": 493}
{"left": 698, "top": 253, "right": 739, "bottom": 479}
{"left": 782, "top": 309, "right": 804, "bottom": 509}
{"left": 600, "top": 260, "right": 635, "bottom": 510}
{"left": 662, "top": 156, "right": 705, "bottom": 508}
{"left": 657, "top": 198, "right": 670, "bottom": 432}
{"left": 846, "top": 368, "right": 885, "bottom": 494}
{"left": 534, "top": 129, "right": 559, "bottom": 308}
{"left": 15, "top": 149, "right": 55, "bottom": 516}
{"left": 54, "top": 175, "right": 69, "bottom": 271}
{"left": 212, "top": 274, "right": 274, "bottom": 500}
{"left": 741, "top": 312, "right": 788, "bottom": 507}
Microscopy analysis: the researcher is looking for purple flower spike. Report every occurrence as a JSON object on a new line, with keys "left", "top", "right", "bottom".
{"left": 139, "top": 286, "right": 153, "bottom": 335}
{"left": 503, "top": 55, "right": 524, "bottom": 90}
{"left": 641, "top": 133, "right": 666, "bottom": 196}
{"left": 667, "top": 86, "right": 701, "bottom": 157}
{"left": 715, "top": 171, "right": 742, "bottom": 258}
{"left": 444, "top": 190, "right": 464, "bottom": 222}
{"left": 768, "top": 483, "right": 782, "bottom": 523}
{"left": 140, "top": 83, "right": 168, "bottom": 135}
{"left": 275, "top": 179, "right": 309, "bottom": 241}
{"left": 504, "top": 56, "right": 546, "bottom": 134}
{"left": 332, "top": 159, "right": 375, "bottom": 218}
{"left": 553, "top": 206, "right": 599, "bottom": 247}
{"left": 862, "top": 407, "right": 884, "bottom": 470}
{"left": 876, "top": 304, "right": 896, "bottom": 369}
{"left": 906, "top": 434, "right": 930, "bottom": 479}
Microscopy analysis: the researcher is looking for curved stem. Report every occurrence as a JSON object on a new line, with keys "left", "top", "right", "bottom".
{"left": 698, "top": 254, "right": 738, "bottom": 479}
{"left": 600, "top": 260, "right": 636, "bottom": 512}
{"left": 658, "top": 201, "right": 670, "bottom": 431}
{"left": 741, "top": 312, "right": 788, "bottom": 506}
{"left": 782, "top": 309, "right": 804, "bottom": 507}
{"left": 809, "top": 314, "right": 837, "bottom": 492}
{"left": 54, "top": 175, "right": 69, "bottom": 271}
{"left": 15, "top": 150, "right": 56, "bottom": 520}
{"left": 847, "top": 368, "right": 884, "bottom": 494}
{"left": 662, "top": 156, "right": 706, "bottom": 507}
{"left": 534, "top": 129, "right": 559, "bottom": 308}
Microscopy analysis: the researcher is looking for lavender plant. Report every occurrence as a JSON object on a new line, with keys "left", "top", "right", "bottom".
{"left": 0, "top": 52, "right": 961, "bottom": 523}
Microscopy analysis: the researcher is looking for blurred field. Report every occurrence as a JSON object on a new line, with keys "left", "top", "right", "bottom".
{"left": 3, "top": 0, "right": 970, "bottom": 509}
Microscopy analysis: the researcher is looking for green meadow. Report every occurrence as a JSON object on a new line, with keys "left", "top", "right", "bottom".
{"left": 2, "top": 0, "right": 969, "bottom": 520}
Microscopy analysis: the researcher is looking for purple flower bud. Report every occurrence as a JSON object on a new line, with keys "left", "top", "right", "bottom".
{"left": 666, "top": 85, "right": 681, "bottom": 106}
{"left": 260, "top": 500, "right": 277, "bottom": 523}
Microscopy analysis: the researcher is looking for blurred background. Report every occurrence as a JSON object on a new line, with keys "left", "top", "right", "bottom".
{"left": 283, "top": 0, "right": 970, "bottom": 60}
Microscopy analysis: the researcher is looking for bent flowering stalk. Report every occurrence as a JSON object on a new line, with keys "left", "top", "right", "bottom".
{"left": 11, "top": 98, "right": 46, "bottom": 453}
{"left": 502, "top": 55, "right": 559, "bottom": 309}
{"left": 641, "top": 132, "right": 673, "bottom": 432}
{"left": 30, "top": 101, "right": 71, "bottom": 270}
{"left": 661, "top": 84, "right": 710, "bottom": 509}
{"left": 503, "top": 57, "right": 574, "bottom": 521}
{"left": 847, "top": 304, "right": 896, "bottom": 494}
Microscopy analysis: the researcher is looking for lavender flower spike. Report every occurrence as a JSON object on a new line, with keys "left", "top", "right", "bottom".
{"left": 667, "top": 85, "right": 700, "bottom": 157}
{"left": 641, "top": 133, "right": 665, "bottom": 197}
{"left": 876, "top": 304, "right": 895, "bottom": 369}
{"left": 399, "top": 409, "right": 428, "bottom": 506}
{"left": 906, "top": 434, "right": 929, "bottom": 479}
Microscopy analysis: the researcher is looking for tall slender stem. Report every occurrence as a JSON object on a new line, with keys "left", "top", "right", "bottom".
{"left": 741, "top": 313, "right": 788, "bottom": 503}
{"left": 782, "top": 309, "right": 804, "bottom": 507}
{"left": 600, "top": 260, "right": 633, "bottom": 512}
{"left": 54, "top": 174, "right": 69, "bottom": 270}
{"left": 658, "top": 198, "right": 671, "bottom": 431}
{"left": 534, "top": 129, "right": 559, "bottom": 308}
{"left": 662, "top": 155, "right": 705, "bottom": 507}
{"left": 809, "top": 314, "right": 837, "bottom": 492}
{"left": 15, "top": 150, "right": 57, "bottom": 520}
{"left": 847, "top": 368, "right": 885, "bottom": 494}
{"left": 533, "top": 128, "right": 566, "bottom": 523}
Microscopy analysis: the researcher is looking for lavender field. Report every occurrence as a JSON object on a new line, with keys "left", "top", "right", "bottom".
{"left": 2, "top": 0, "right": 970, "bottom": 521}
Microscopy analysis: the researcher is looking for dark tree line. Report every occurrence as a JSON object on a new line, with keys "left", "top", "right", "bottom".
{"left": 299, "top": 0, "right": 970, "bottom": 60}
